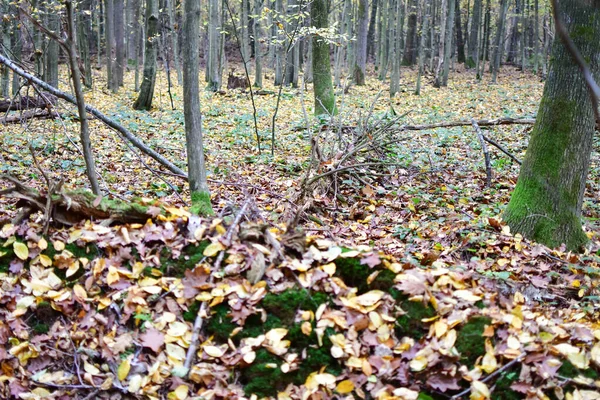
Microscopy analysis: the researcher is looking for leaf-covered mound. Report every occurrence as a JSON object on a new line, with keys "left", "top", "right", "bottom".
{"left": 1, "top": 210, "right": 600, "bottom": 400}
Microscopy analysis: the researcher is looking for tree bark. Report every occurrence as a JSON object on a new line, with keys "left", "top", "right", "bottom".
{"left": 415, "top": 0, "right": 429, "bottom": 95}
{"left": 182, "top": 0, "right": 213, "bottom": 215}
{"left": 133, "top": 0, "right": 158, "bottom": 110}
{"left": 491, "top": 0, "right": 508, "bottom": 83}
{"left": 467, "top": 0, "right": 481, "bottom": 68}
{"left": 439, "top": 0, "right": 454, "bottom": 86}
{"left": 402, "top": 0, "right": 418, "bottom": 65}
{"left": 504, "top": 0, "right": 600, "bottom": 251}
{"left": 166, "top": 0, "right": 182, "bottom": 85}
{"left": 454, "top": 0, "right": 465, "bottom": 64}
{"left": 105, "top": 0, "right": 117, "bottom": 91}
{"left": 78, "top": 0, "right": 94, "bottom": 88}
{"left": 312, "top": 0, "right": 336, "bottom": 115}
{"left": 353, "top": 0, "right": 368, "bottom": 85}
{"left": 115, "top": 0, "right": 125, "bottom": 87}
{"left": 367, "top": 0, "right": 378, "bottom": 59}
{"left": 207, "top": 0, "right": 222, "bottom": 90}
{"left": 45, "top": 0, "right": 60, "bottom": 89}
{"left": 65, "top": 0, "right": 101, "bottom": 194}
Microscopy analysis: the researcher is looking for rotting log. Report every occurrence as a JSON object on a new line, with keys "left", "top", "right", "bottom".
{"left": 0, "top": 94, "right": 57, "bottom": 112}
{"left": 1, "top": 174, "right": 159, "bottom": 225}
{"left": 0, "top": 53, "right": 187, "bottom": 178}
{"left": 0, "top": 109, "right": 61, "bottom": 124}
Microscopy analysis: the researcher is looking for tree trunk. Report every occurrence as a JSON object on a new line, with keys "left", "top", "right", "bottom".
{"left": 506, "top": 0, "right": 521, "bottom": 64}
{"left": 78, "top": 0, "right": 94, "bottom": 88}
{"left": 182, "top": 0, "right": 213, "bottom": 215}
{"left": 207, "top": 0, "right": 221, "bottom": 90}
{"left": 133, "top": 0, "right": 158, "bottom": 110}
{"left": 166, "top": 0, "right": 182, "bottom": 85}
{"left": 284, "top": 0, "right": 299, "bottom": 87}
{"left": 334, "top": 0, "right": 351, "bottom": 86}
{"left": 241, "top": 0, "right": 250, "bottom": 70}
{"left": 402, "top": 0, "right": 418, "bottom": 65}
{"left": 438, "top": 0, "right": 454, "bottom": 86}
{"left": 490, "top": 0, "right": 508, "bottom": 83}
{"left": 433, "top": 0, "right": 447, "bottom": 86}
{"left": 467, "top": 0, "right": 481, "bottom": 68}
{"left": 454, "top": 0, "right": 465, "bottom": 64}
{"left": 10, "top": 8, "right": 21, "bottom": 96}
{"left": 415, "top": 0, "right": 429, "bottom": 95}
{"left": 115, "top": 0, "right": 125, "bottom": 87}
{"left": 105, "top": 0, "right": 117, "bottom": 91}
{"left": 253, "top": 0, "right": 263, "bottom": 87}
{"left": 312, "top": 0, "right": 336, "bottom": 115}
{"left": 45, "top": 0, "right": 60, "bottom": 88}
{"left": 353, "top": 0, "right": 368, "bottom": 85}
{"left": 65, "top": 0, "right": 100, "bottom": 195}
{"left": 367, "top": 0, "right": 378, "bottom": 59}
{"left": 532, "top": 0, "right": 539, "bottom": 74}
{"left": 390, "top": 0, "right": 404, "bottom": 96}
{"left": 503, "top": 0, "right": 600, "bottom": 251}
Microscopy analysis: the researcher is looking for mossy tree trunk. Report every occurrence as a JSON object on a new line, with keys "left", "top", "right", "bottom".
{"left": 182, "top": 0, "right": 213, "bottom": 216}
{"left": 311, "top": 0, "right": 336, "bottom": 115}
{"left": 353, "top": 0, "right": 368, "bottom": 85}
{"left": 503, "top": 0, "right": 600, "bottom": 251}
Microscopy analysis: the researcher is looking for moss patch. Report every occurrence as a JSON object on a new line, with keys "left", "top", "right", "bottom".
{"left": 391, "top": 290, "right": 437, "bottom": 340}
{"left": 204, "top": 303, "right": 238, "bottom": 342}
{"left": 190, "top": 191, "right": 214, "bottom": 216}
{"left": 558, "top": 359, "right": 599, "bottom": 380}
{"left": 455, "top": 316, "right": 492, "bottom": 367}
{"left": 160, "top": 240, "right": 210, "bottom": 277}
{"left": 262, "top": 289, "right": 329, "bottom": 324}
{"left": 491, "top": 369, "right": 521, "bottom": 400}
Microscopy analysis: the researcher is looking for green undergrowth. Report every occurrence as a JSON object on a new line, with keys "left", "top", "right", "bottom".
{"left": 334, "top": 250, "right": 396, "bottom": 293}
{"left": 455, "top": 316, "right": 493, "bottom": 368}
{"left": 491, "top": 369, "right": 521, "bottom": 400}
{"left": 391, "top": 289, "right": 437, "bottom": 340}
{"left": 159, "top": 240, "right": 211, "bottom": 277}
{"left": 204, "top": 288, "right": 338, "bottom": 397}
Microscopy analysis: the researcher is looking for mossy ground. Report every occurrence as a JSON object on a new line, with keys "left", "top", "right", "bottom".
{"left": 391, "top": 289, "right": 437, "bottom": 340}
{"left": 334, "top": 252, "right": 396, "bottom": 293}
{"left": 159, "top": 239, "right": 210, "bottom": 277}
{"left": 455, "top": 316, "right": 493, "bottom": 367}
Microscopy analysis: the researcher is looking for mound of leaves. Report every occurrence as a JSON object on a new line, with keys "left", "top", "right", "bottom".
{"left": 2, "top": 209, "right": 600, "bottom": 400}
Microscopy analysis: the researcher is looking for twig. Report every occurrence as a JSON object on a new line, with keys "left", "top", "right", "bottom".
{"left": 471, "top": 118, "right": 492, "bottom": 187}
{"left": 482, "top": 134, "right": 522, "bottom": 165}
{"left": 183, "top": 199, "right": 253, "bottom": 374}
{"left": 398, "top": 117, "right": 536, "bottom": 132}
{"left": 450, "top": 354, "right": 526, "bottom": 400}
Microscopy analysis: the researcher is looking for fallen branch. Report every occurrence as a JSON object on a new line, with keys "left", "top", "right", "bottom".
{"left": 0, "top": 94, "right": 56, "bottom": 112}
{"left": 482, "top": 134, "right": 522, "bottom": 165}
{"left": 0, "top": 109, "right": 61, "bottom": 124}
{"left": 0, "top": 53, "right": 187, "bottom": 178}
{"left": 472, "top": 118, "right": 492, "bottom": 187}
{"left": 399, "top": 117, "right": 535, "bottom": 132}
{"left": 183, "top": 199, "right": 252, "bottom": 374}
{"left": 1, "top": 174, "right": 159, "bottom": 225}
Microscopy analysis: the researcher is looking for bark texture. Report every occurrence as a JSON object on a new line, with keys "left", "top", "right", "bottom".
{"left": 134, "top": 0, "right": 158, "bottom": 110}
{"left": 353, "top": 0, "right": 368, "bottom": 85}
{"left": 503, "top": 0, "right": 600, "bottom": 251}
{"left": 311, "top": 0, "right": 336, "bottom": 115}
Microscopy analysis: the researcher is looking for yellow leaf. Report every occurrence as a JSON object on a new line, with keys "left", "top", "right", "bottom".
{"left": 39, "top": 254, "right": 52, "bottom": 267}
{"left": 168, "top": 385, "right": 189, "bottom": 400}
{"left": 335, "top": 379, "right": 355, "bottom": 394}
{"left": 118, "top": 359, "right": 131, "bottom": 381}
{"left": 73, "top": 284, "right": 87, "bottom": 300}
{"left": 203, "top": 345, "right": 225, "bottom": 357}
{"left": 13, "top": 242, "right": 29, "bottom": 260}
{"left": 84, "top": 362, "right": 101, "bottom": 375}
{"left": 38, "top": 237, "right": 48, "bottom": 250}
{"left": 203, "top": 242, "right": 225, "bottom": 257}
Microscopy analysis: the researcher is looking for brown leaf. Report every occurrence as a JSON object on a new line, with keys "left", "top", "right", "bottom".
{"left": 140, "top": 328, "right": 165, "bottom": 353}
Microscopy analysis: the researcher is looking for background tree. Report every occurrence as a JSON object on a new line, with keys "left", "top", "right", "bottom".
{"left": 311, "top": 0, "right": 336, "bottom": 115}
{"left": 353, "top": 0, "right": 368, "bottom": 85}
{"left": 133, "top": 0, "right": 158, "bottom": 110}
{"left": 182, "top": 0, "right": 213, "bottom": 215}
{"left": 503, "top": 0, "right": 600, "bottom": 250}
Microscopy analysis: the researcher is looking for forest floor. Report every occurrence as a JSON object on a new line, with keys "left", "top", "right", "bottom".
{"left": 2, "top": 65, "right": 600, "bottom": 400}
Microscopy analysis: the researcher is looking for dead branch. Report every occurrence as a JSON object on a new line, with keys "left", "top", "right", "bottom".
{"left": 471, "top": 118, "right": 492, "bottom": 187}
{"left": 482, "top": 134, "right": 522, "bottom": 165}
{"left": 0, "top": 95, "right": 56, "bottom": 112}
{"left": 0, "top": 53, "right": 187, "bottom": 178}
{"left": 184, "top": 199, "right": 252, "bottom": 374}
{"left": 0, "top": 109, "right": 61, "bottom": 124}
{"left": 398, "top": 117, "right": 536, "bottom": 131}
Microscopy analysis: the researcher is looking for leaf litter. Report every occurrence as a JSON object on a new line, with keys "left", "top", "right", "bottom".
{"left": 1, "top": 66, "right": 600, "bottom": 400}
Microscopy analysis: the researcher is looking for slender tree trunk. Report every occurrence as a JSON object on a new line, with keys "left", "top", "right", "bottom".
{"left": 253, "top": 0, "right": 263, "bottom": 87}
{"left": 78, "top": 0, "right": 94, "bottom": 88}
{"left": 541, "top": 10, "right": 549, "bottom": 78}
{"left": 438, "top": 0, "right": 454, "bottom": 86}
{"left": 45, "top": 0, "right": 60, "bottom": 89}
{"left": 433, "top": 0, "right": 447, "bottom": 86}
{"left": 312, "top": 0, "right": 336, "bottom": 115}
{"left": 367, "top": 0, "right": 378, "bottom": 59}
{"left": 415, "top": 0, "right": 429, "bottom": 95}
{"left": 532, "top": 0, "right": 539, "bottom": 74}
{"left": 390, "top": 0, "right": 404, "bottom": 96}
{"left": 96, "top": 0, "right": 103, "bottom": 70}
{"left": 334, "top": 0, "right": 350, "bottom": 86}
{"left": 504, "top": 0, "right": 600, "bottom": 250}
{"left": 182, "top": 0, "right": 213, "bottom": 215}
{"left": 284, "top": 0, "right": 299, "bottom": 87}
{"left": 521, "top": 0, "right": 527, "bottom": 70}
{"left": 105, "top": 0, "right": 117, "bottom": 91}
{"left": 115, "top": 0, "right": 125, "bottom": 87}
{"left": 133, "top": 0, "right": 158, "bottom": 110}
{"left": 491, "top": 0, "right": 508, "bottom": 83}
{"left": 167, "top": 0, "right": 182, "bottom": 85}
{"left": 378, "top": 0, "right": 391, "bottom": 79}
{"left": 506, "top": 0, "right": 520, "bottom": 64}
{"left": 241, "top": 0, "right": 250, "bottom": 70}
{"left": 428, "top": 0, "right": 435, "bottom": 70}
{"left": 274, "top": 0, "right": 284, "bottom": 85}
{"left": 10, "top": 9, "right": 21, "bottom": 96}
{"left": 353, "top": 0, "right": 368, "bottom": 85}
{"left": 207, "top": 0, "right": 221, "bottom": 90}
{"left": 65, "top": 0, "right": 100, "bottom": 194}
{"left": 454, "top": 0, "right": 465, "bottom": 64}
{"left": 134, "top": 0, "right": 143, "bottom": 91}
{"left": 402, "top": 0, "right": 418, "bottom": 65}
{"left": 467, "top": 0, "right": 481, "bottom": 68}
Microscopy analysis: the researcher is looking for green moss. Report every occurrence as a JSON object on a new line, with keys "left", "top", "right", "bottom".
{"left": 241, "top": 349, "right": 286, "bottom": 397}
{"left": 160, "top": 240, "right": 210, "bottom": 277}
{"left": 491, "top": 370, "right": 521, "bottom": 400}
{"left": 558, "top": 359, "right": 599, "bottom": 380}
{"left": 0, "top": 245, "right": 15, "bottom": 273}
{"left": 190, "top": 191, "right": 214, "bottom": 216}
{"left": 391, "top": 290, "right": 437, "bottom": 340}
{"left": 370, "top": 269, "right": 397, "bottom": 291}
{"left": 455, "top": 316, "right": 492, "bottom": 367}
{"left": 334, "top": 256, "right": 371, "bottom": 293}
{"left": 262, "top": 289, "right": 329, "bottom": 324}
{"left": 32, "top": 323, "right": 49, "bottom": 335}
{"left": 204, "top": 303, "right": 238, "bottom": 342}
